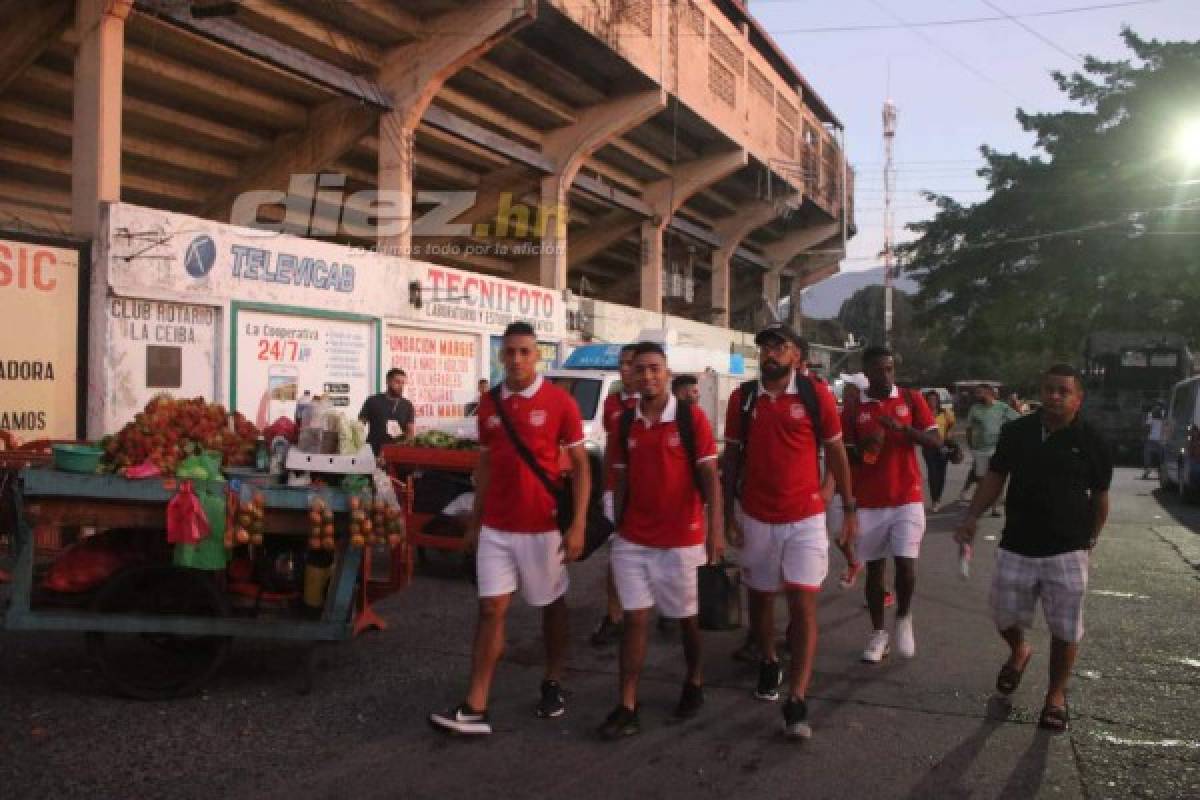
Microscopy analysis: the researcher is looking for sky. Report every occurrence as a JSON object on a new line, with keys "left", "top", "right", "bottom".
{"left": 748, "top": 0, "right": 1200, "bottom": 271}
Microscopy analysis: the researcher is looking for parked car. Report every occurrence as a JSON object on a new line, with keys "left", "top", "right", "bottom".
{"left": 1159, "top": 375, "right": 1200, "bottom": 503}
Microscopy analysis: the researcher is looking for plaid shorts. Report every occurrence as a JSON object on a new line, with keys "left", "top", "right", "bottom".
{"left": 990, "top": 548, "right": 1089, "bottom": 643}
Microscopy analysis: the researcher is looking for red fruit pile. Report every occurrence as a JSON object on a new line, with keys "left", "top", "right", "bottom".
{"left": 102, "top": 395, "right": 260, "bottom": 473}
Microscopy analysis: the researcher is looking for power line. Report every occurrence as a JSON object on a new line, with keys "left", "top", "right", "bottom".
{"left": 863, "top": 0, "right": 1028, "bottom": 103}
{"left": 764, "top": 0, "right": 1161, "bottom": 35}
{"left": 979, "top": 0, "right": 1086, "bottom": 65}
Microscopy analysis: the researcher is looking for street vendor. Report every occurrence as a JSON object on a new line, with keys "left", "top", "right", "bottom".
{"left": 360, "top": 368, "right": 416, "bottom": 456}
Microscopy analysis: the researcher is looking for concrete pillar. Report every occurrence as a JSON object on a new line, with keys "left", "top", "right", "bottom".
{"left": 71, "top": 0, "right": 132, "bottom": 238}
{"left": 375, "top": 2, "right": 533, "bottom": 255}
{"left": 708, "top": 197, "right": 790, "bottom": 326}
{"left": 710, "top": 246, "right": 733, "bottom": 326}
{"left": 764, "top": 266, "right": 782, "bottom": 311}
{"left": 639, "top": 220, "right": 664, "bottom": 313}
{"left": 376, "top": 120, "right": 415, "bottom": 255}
{"left": 532, "top": 89, "right": 664, "bottom": 290}
{"left": 536, "top": 173, "right": 570, "bottom": 288}
{"left": 636, "top": 148, "right": 748, "bottom": 310}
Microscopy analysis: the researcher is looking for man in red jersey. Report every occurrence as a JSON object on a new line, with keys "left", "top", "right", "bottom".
{"left": 598, "top": 342, "right": 723, "bottom": 739}
{"left": 429, "top": 322, "right": 590, "bottom": 736}
{"left": 843, "top": 345, "right": 941, "bottom": 664}
{"left": 722, "top": 323, "right": 856, "bottom": 740}
{"left": 591, "top": 343, "right": 641, "bottom": 647}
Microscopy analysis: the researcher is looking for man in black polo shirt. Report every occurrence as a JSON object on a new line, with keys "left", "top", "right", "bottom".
{"left": 956, "top": 363, "right": 1111, "bottom": 733}
{"left": 359, "top": 368, "right": 416, "bottom": 456}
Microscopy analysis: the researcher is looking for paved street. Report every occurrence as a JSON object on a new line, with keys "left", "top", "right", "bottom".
{"left": 2, "top": 462, "right": 1198, "bottom": 799}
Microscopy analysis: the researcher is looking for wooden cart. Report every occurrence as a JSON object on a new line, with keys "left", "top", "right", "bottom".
{"left": 2, "top": 467, "right": 394, "bottom": 699}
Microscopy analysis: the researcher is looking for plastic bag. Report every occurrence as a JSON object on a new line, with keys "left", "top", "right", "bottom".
{"left": 264, "top": 416, "right": 298, "bottom": 445}
{"left": 167, "top": 481, "right": 211, "bottom": 545}
{"left": 336, "top": 413, "right": 367, "bottom": 454}
{"left": 43, "top": 533, "right": 141, "bottom": 593}
{"left": 123, "top": 458, "right": 162, "bottom": 479}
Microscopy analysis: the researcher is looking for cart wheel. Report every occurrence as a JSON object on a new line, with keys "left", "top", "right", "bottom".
{"left": 85, "top": 565, "right": 232, "bottom": 700}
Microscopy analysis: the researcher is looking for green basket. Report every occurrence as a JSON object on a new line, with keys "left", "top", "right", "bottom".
{"left": 52, "top": 444, "right": 104, "bottom": 473}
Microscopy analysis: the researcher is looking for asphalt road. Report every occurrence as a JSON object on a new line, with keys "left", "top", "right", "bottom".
{"left": 2, "top": 462, "right": 1198, "bottom": 799}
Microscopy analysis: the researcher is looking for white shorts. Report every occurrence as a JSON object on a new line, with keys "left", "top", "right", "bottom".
{"left": 736, "top": 505, "right": 828, "bottom": 593}
{"left": 856, "top": 502, "right": 926, "bottom": 562}
{"left": 972, "top": 449, "right": 995, "bottom": 479}
{"left": 611, "top": 536, "right": 707, "bottom": 618}
{"left": 476, "top": 527, "right": 568, "bottom": 607}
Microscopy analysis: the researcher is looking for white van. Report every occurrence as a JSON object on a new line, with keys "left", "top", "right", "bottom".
{"left": 1160, "top": 375, "right": 1200, "bottom": 502}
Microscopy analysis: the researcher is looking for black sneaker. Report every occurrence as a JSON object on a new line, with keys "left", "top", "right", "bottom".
{"left": 429, "top": 703, "right": 491, "bottom": 736}
{"left": 589, "top": 615, "right": 623, "bottom": 647}
{"left": 782, "top": 696, "right": 812, "bottom": 740}
{"left": 535, "top": 679, "right": 566, "bottom": 718}
{"left": 597, "top": 705, "right": 640, "bottom": 740}
{"left": 674, "top": 682, "right": 705, "bottom": 719}
{"left": 755, "top": 660, "right": 784, "bottom": 701}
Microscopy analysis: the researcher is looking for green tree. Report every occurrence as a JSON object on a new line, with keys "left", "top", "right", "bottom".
{"left": 836, "top": 285, "right": 944, "bottom": 383}
{"left": 899, "top": 31, "right": 1200, "bottom": 388}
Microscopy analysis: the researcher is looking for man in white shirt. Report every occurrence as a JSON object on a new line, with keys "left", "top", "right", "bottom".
{"left": 1143, "top": 402, "right": 1166, "bottom": 480}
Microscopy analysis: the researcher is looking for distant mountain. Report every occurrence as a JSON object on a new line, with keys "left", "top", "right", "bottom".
{"left": 799, "top": 266, "right": 917, "bottom": 320}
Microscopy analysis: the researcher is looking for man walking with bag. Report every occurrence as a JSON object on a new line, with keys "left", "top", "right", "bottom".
{"left": 844, "top": 346, "right": 941, "bottom": 664}
{"left": 429, "top": 322, "right": 590, "bottom": 736}
{"left": 956, "top": 364, "right": 1111, "bottom": 733}
{"left": 598, "top": 342, "right": 723, "bottom": 738}
{"left": 722, "top": 324, "right": 857, "bottom": 740}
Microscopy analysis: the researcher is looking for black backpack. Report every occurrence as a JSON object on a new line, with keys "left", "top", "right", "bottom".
{"left": 734, "top": 373, "right": 824, "bottom": 494}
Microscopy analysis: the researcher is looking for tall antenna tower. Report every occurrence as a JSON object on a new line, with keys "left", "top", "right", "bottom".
{"left": 882, "top": 98, "right": 897, "bottom": 346}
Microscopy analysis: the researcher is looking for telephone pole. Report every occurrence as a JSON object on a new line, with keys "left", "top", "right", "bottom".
{"left": 882, "top": 98, "right": 897, "bottom": 347}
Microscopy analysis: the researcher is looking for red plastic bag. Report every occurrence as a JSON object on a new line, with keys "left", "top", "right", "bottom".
{"left": 43, "top": 534, "right": 137, "bottom": 593}
{"left": 263, "top": 416, "right": 297, "bottom": 445}
{"left": 167, "top": 481, "right": 210, "bottom": 545}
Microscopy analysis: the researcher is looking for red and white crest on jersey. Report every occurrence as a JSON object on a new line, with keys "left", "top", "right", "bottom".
{"left": 842, "top": 385, "right": 936, "bottom": 509}
{"left": 724, "top": 372, "right": 842, "bottom": 524}
{"left": 477, "top": 376, "right": 585, "bottom": 533}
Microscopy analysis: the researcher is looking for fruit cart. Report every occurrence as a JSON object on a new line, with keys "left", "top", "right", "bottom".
{"left": 382, "top": 444, "right": 479, "bottom": 559}
{"left": 1, "top": 466, "right": 397, "bottom": 699}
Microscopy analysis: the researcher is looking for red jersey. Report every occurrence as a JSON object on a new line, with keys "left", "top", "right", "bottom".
{"left": 614, "top": 396, "right": 717, "bottom": 548}
{"left": 843, "top": 386, "right": 936, "bottom": 509}
{"left": 602, "top": 391, "right": 638, "bottom": 490}
{"left": 725, "top": 373, "right": 842, "bottom": 524}
{"left": 477, "top": 376, "right": 585, "bottom": 533}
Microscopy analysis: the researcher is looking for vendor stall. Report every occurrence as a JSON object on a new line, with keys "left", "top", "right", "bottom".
{"left": 1, "top": 394, "right": 410, "bottom": 699}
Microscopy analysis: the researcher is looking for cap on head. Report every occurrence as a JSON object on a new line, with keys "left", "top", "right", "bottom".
{"left": 754, "top": 323, "right": 807, "bottom": 353}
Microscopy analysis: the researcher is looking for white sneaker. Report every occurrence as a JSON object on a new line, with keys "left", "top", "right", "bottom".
{"left": 895, "top": 615, "right": 915, "bottom": 658}
{"left": 861, "top": 630, "right": 890, "bottom": 663}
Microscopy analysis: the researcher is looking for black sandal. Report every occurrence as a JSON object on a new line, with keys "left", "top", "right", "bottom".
{"left": 995, "top": 652, "right": 1031, "bottom": 695}
{"left": 1038, "top": 703, "right": 1070, "bottom": 733}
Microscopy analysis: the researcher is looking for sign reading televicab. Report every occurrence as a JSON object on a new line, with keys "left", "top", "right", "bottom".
{"left": 103, "top": 203, "right": 406, "bottom": 317}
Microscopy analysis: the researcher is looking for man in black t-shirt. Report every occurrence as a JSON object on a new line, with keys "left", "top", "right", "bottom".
{"left": 956, "top": 363, "right": 1112, "bottom": 734}
{"left": 359, "top": 368, "right": 416, "bottom": 456}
